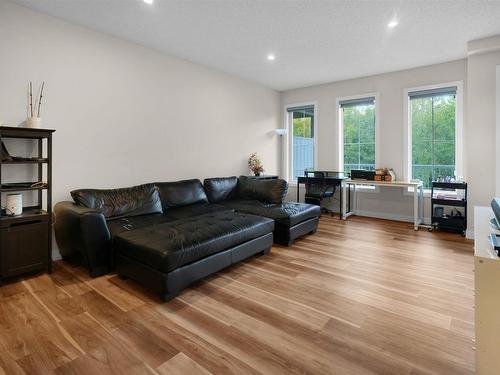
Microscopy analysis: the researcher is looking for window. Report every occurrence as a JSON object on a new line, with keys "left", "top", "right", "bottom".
{"left": 408, "top": 86, "right": 457, "bottom": 189}
{"left": 340, "top": 97, "right": 376, "bottom": 175}
{"left": 287, "top": 105, "right": 315, "bottom": 181}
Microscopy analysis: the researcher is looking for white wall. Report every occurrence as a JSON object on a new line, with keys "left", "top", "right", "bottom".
{"left": 466, "top": 35, "right": 500, "bottom": 236}
{"left": 0, "top": 1, "right": 280, "bottom": 257}
{"left": 281, "top": 60, "right": 467, "bottom": 225}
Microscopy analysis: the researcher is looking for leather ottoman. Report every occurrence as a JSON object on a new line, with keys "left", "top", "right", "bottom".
{"left": 114, "top": 210, "right": 274, "bottom": 300}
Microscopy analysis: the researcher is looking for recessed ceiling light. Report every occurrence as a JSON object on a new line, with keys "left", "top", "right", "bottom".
{"left": 267, "top": 54, "right": 276, "bottom": 61}
{"left": 387, "top": 20, "right": 398, "bottom": 28}
{"left": 143, "top": 0, "right": 153, "bottom": 4}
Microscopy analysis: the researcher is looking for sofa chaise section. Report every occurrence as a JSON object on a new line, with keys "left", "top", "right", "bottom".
{"left": 217, "top": 199, "right": 320, "bottom": 245}
{"left": 115, "top": 210, "right": 273, "bottom": 300}
{"left": 204, "top": 176, "right": 320, "bottom": 245}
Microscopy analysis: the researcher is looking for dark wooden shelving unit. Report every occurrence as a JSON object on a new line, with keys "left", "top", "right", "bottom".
{"left": 430, "top": 181, "right": 467, "bottom": 236}
{"left": 1, "top": 183, "right": 49, "bottom": 192}
{"left": 1, "top": 159, "right": 48, "bottom": 165}
{"left": 0, "top": 126, "right": 55, "bottom": 279}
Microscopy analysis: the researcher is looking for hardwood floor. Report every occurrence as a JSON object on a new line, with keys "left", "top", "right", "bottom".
{"left": 0, "top": 216, "right": 474, "bottom": 374}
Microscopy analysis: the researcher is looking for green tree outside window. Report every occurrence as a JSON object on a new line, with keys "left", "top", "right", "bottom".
{"left": 291, "top": 110, "right": 314, "bottom": 180}
{"left": 411, "top": 94, "right": 455, "bottom": 189}
{"left": 343, "top": 104, "right": 375, "bottom": 175}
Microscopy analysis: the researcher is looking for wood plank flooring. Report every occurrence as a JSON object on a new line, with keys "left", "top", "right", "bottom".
{"left": 0, "top": 216, "right": 474, "bottom": 374}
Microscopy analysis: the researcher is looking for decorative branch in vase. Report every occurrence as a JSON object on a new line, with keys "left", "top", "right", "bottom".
{"left": 27, "top": 81, "right": 45, "bottom": 129}
{"left": 248, "top": 152, "right": 264, "bottom": 176}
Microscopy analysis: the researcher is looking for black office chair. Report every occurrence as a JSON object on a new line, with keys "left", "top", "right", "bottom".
{"left": 304, "top": 171, "right": 335, "bottom": 216}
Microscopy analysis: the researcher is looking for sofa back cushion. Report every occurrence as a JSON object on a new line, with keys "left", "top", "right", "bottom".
{"left": 155, "top": 179, "right": 208, "bottom": 209}
{"left": 71, "top": 183, "right": 162, "bottom": 219}
{"left": 237, "top": 176, "right": 288, "bottom": 204}
{"left": 203, "top": 176, "right": 238, "bottom": 203}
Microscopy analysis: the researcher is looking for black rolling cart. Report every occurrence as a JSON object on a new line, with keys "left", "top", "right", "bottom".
{"left": 429, "top": 181, "right": 467, "bottom": 236}
{"left": 0, "top": 126, "right": 55, "bottom": 279}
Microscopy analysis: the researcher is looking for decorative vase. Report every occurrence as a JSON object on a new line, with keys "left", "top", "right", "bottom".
{"left": 6, "top": 193, "right": 23, "bottom": 216}
{"left": 27, "top": 117, "right": 42, "bottom": 129}
{"left": 254, "top": 172, "right": 261, "bottom": 176}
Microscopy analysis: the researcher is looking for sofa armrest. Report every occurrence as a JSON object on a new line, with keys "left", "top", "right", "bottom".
{"left": 54, "top": 201, "right": 112, "bottom": 277}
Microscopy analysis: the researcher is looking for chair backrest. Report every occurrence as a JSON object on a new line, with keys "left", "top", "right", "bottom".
{"left": 323, "top": 171, "right": 345, "bottom": 178}
{"left": 304, "top": 171, "right": 327, "bottom": 197}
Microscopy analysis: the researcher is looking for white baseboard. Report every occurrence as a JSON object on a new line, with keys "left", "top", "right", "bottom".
{"left": 353, "top": 209, "right": 473, "bottom": 238}
{"left": 353, "top": 209, "right": 431, "bottom": 226}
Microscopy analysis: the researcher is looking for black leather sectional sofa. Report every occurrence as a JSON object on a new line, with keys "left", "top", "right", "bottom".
{"left": 54, "top": 176, "right": 320, "bottom": 300}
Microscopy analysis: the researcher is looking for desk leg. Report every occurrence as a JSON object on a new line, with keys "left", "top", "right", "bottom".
{"left": 297, "top": 183, "right": 299, "bottom": 202}
{"left": 339, "top": 183, "right": 343, "bottom": 220}
{"left": 340, "top": 182, "right": 345, "bottom": 219}
{"left": 353, "top": 184, "right": 357, "bottom": 214}
{"left": 341, "top": 182, "right": 345, "bottom": 220}
{"left": 348, "top": 184, "right": 351, "bottom": 213}
{"left": 419, "top": 185, "right": 424, "bottom": 225}
{"left": 343, "top": 183, "right": 355, "bottom": 220}
{"left": 413, "top": 187, "right": 419, "bottom": 230}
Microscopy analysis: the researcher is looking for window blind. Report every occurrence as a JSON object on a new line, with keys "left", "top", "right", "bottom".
{"left": 408, "top": 86, "right": 456, "bottom": 100}
{"left": 286, "top": 105, "right": 314, "bottom": 116}
{"left": 339, "top": 97, "right": 375, "bottom": 108}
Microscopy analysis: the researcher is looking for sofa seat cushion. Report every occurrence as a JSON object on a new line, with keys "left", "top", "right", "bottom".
{"left": 219, "top": 199, "right": 320, "bottom": 227}
{"left": 107, "top": 214, "right": 173, "bottom": 236}
{"left": 163, "top": 203, "right": 233, "bottom": 221}
{"left": 113, "top": 211, "right": 274, "bottom": 273}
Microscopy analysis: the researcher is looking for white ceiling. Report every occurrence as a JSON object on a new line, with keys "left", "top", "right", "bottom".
{"left": 11, "top": 0, "right": 500, "bottom": 91}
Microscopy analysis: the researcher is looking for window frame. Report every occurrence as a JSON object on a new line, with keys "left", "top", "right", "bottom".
{"left": 283, "top": 101, "right": 318, "bottom": 183}
{"left": 403, "top": 81, "right": 464, "bottom": 192}
{"left": 336, "top": 92, "right": 380, "bottom": 174}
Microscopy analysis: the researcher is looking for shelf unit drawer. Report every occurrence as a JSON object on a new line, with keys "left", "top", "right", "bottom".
{"left": 0, "top": 217, "right": 49, "bottom": 278}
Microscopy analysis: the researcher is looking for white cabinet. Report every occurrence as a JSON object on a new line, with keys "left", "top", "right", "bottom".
{"left": 475, "top": 206, "right": 500, "bottom": 375}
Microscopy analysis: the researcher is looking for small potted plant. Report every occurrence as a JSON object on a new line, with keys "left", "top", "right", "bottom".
{"left": 248, "top": 152, "right": 264, "bottom": 176}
